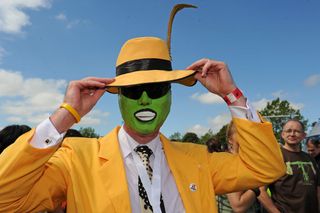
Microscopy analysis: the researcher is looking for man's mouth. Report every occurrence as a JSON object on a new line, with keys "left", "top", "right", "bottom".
{"left": 134, "top": 109, "right": 156, "bottom": 122}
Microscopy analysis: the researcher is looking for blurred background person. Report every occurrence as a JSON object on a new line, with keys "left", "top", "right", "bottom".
{"left": 0, "top": 124, "right": 31, "bottom": 154}
{"left": 217, "top": 121, "right": 262, "bottom": 213}
{"left": 64, "top": 129, "right": 83, "bottom": 138}
{"left": 306, "top": 138, "right": 320, "bottom": 168}
{"left": 259, "top": 119, "right": 320, "bottom": 213}
{"left": 206, "top": 137, "right": 225, "bottom": 153}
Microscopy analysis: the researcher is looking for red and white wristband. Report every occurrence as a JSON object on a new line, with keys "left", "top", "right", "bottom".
{"left": 223, "top": 88, "right": 243, "bottom": 105}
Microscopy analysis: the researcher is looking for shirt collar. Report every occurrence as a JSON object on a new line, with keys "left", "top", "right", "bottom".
{"left": 118, "top": 125, "right": 160, "bottom": 159}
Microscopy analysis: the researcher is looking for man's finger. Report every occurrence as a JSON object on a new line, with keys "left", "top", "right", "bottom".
{"left": 186, "top": 58, "right": 207, "bottom": 70}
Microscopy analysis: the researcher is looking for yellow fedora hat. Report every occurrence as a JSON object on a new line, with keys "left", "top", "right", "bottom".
{"left": 105, "top": 4, "right": 197, "bottom": 94}
{"left": 105, "top": 36, "right": 196, "bottom": 94}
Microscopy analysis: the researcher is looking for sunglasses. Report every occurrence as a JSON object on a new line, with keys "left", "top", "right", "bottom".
{"left": 119, "top": 83, "right": 171, "bottom": 100}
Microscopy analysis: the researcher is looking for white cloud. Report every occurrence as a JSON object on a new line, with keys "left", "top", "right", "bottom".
{"left": 252, "top": 97, "right": 303, "bottom": 116}
{"left": 0, "top": 69, "right": 111, "bottom": 127}
{"left": 29, "top": 92, "right": 64, "bottom": 110}
{"left": 290, "top": 102, "right": 304, "bottom": 110}
{"left": 0, "top": 69, "right": 65, "bottom": 98}
{"left": 304, "top": 74, "right": 320, "bottom": 87}
{"left": 186, "top": 113, "right": 231, "bottom": 136}
{"left": 191, "top": 92, "right": 224, "bottom": 104}
{"left": 0, "top": 69, "right": 65, "bottom": 124}
{"left": 2, "top": 100, "right": 36, "bottom": 116}
{"left": 252, "top": 97, "right": 303, "bottom": 112}
{"left": 0, "top": 69, "right": 24, "bottom": 96}
{"left": 67, "top": 20, "right": 82, "bottom": 29}
{"left": 6, "top": 116, "right": 23, "bottom": 123}
{"left": 55, "top": 12, "right": 88, "bottom": 29}
{"left": 0, "top": 0, "right": 51, "bottom": 34}
{"left": 186, "top": 124, "right": 210, "bottom": 137}
{"left": 79, "top": 110, "right": 110, "bottom": 126}
{"left": 55, "top": 13, "right": 66, "bottom": 21}
{"left": 252, "top": 98, "right": 270, "bottom": 111}
{"left": 21, "top": 78, "right": 66, "bottom": 97}
{"left": 271, "top": 90, "right": 287, "bottom": 99}
{"left": 27, "top": 112, "right": 51, "bottom": 124}
{"left": 208, "top": 113, "right": 231, "bottom": 133}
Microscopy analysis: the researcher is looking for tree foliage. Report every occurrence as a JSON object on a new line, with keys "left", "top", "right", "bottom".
{"left": 200, "top": 129, "right": 214, "bottom": 145}
{"left": 182, "top": 132, "right": 200, "bottom": 144}
{"left": 169, "top": 132, "right": 182, "bottom": 141}
{"left": 168, "top": 98, "right": 309, "bottom": 149}
{"left": 259, "top": 98, "right": 308, "bottom": 142}
{"left": 214, "top": 124, "right": 228, "bottom": 149}
{"left": 169, "top": 130, "right": 214, "bottom": 145}
{"left": 79, "top": 127, "right": 100, "bottom": 138}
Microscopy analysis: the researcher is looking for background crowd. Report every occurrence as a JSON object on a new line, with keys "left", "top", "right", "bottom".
{"left": 207, "top": 119, "right": 320, "bottom": 213}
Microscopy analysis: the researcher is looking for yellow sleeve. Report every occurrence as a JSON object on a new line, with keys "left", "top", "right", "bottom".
{"left": 209, "top": 118, "right": 285, "bottom": 195}
{"left": 0, "top": 129, "right": 68, "bottom": 212}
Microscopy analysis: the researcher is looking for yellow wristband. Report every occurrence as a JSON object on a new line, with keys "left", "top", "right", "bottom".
{"left": 60, "top": 103, "right": 81, "bottom": 123}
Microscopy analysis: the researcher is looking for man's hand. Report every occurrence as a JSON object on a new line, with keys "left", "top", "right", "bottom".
{"left": 50, "top": 77, "right": 115, "bottom": 133}
{"left": 187, "top": 58, "right": 236, "bottom": 97}
{"left": 187, "top": 58, "right": 246, "bottom": 107}
{"left": 258, "top": 186, "right": 281, "bottom": 213}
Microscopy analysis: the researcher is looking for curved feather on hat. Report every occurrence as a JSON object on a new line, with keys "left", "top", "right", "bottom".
{"left": 167, "top": 4, "right": 197, "bottom": 58}
{"left": 106, "top": 4, "right": 198, "bottom": 94}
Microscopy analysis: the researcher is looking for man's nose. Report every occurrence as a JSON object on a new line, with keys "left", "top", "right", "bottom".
{"left": 138, "top": 91, "right": 152, "bottom": 105}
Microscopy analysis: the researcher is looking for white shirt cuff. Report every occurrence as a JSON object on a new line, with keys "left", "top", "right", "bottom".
{"left": 29, "top": 118, "right": 66, "bottom": 148}
{"left": 229, "top": 100, "right": 260, "bottom": 122}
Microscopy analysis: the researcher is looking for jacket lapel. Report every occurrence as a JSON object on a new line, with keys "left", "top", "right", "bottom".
{"left": 160, "top": 135, "right": 202, "bottom": 212}
{"left": 96, "top": 128, "right": 202, "bottom": 212}
{"left": 98, "top": 127, "right": 132, "bottom": 212}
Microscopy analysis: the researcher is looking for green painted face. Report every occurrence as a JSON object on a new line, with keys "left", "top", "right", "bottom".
{"left": 118, "top": 89, "right": 171, "bottom": 135}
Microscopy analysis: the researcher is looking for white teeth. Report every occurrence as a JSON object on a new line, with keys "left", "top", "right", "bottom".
{"left": 135, "top": 111, "right": 156, "bottom": 121}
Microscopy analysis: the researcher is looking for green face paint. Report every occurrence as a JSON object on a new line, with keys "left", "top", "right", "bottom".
{"left": 119, "top": 90, "right": 171, "bottom": 135}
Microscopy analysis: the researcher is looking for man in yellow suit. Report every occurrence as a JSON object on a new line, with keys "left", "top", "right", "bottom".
{"left": 0, "top": 35, "right": 285, "bottom": 212}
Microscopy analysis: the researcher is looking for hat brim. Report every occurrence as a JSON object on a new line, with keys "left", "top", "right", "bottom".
{"left": 106, "top": 70, "right": 197, "bottom": 94}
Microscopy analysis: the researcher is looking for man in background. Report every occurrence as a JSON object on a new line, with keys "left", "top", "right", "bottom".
{"left": 259, "top": 119, "right": 320, "bottom": 213}
{"left": 307, "top": 138, "right": 320, "bottom": 168}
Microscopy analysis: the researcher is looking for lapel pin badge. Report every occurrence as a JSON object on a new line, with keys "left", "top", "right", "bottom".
{"left": 189, "top": 183, "right": 197, "bottom": 192}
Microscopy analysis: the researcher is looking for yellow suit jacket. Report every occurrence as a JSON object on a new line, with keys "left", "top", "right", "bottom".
{"left": 0, "top": 118, "right": 285, "bottom": 212}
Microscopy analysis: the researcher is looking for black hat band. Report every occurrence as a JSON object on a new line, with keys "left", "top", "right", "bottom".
{"left": 116, "top": 58, "right": 172, "bottom": 76}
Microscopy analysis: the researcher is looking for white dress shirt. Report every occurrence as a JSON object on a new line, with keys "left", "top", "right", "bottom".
{"left": 118, "top": 126, "right": 184, "bottom": 212}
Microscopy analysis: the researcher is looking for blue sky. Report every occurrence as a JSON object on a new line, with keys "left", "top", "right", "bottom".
{"left": 0, "top": 0, "right": 319, "bottom": 137}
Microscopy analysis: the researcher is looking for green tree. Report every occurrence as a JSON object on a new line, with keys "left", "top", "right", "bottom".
{"left": 169, "top": 132, "right": 182, "bottom": 141}
{"left": 259, "top": 98, "right": 308, "bottom": 142}
{"left": 214, "top": 124, "right": 228, "bottom": 149}
{"left": 200, "top": 129, "right": 214, "bottom": 144}
{"left": 79, "top": 127, "right": 100, "bottom": 138}
{"left": 182, "top": 132, "right": 200, "bottom": 144}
